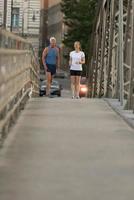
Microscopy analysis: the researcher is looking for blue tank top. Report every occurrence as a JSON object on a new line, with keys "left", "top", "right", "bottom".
{"left": 45, "top": 46, "right": 58, "bottom": 65}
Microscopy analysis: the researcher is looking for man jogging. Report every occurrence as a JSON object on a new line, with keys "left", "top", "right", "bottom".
{"left": 42, "top": 37, "right": 60, "bottom": 97}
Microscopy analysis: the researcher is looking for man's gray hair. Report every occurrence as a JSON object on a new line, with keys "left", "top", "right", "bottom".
{"left": 50, "top": 37, "right": 56, "bottom": 42}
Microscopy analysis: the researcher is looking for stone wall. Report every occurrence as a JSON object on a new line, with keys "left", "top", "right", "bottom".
{"left": 0, "top": 29, "right": 39, "bottom": 144}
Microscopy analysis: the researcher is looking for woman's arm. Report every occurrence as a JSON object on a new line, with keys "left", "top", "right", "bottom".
{"left": 79, "top": 52, "right": 85, "bottom": 64}
{"left": 79, "top": 57, "right": 85, "bottom": 64}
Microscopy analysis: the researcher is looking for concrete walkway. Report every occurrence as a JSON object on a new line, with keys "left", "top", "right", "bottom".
{"left": 0, "top": 96, "right": 134, "bottom": 200}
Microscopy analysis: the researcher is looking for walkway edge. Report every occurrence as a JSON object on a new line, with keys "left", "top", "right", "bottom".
{"left": 104, "top": 98, "right": 134, "bottom": 129}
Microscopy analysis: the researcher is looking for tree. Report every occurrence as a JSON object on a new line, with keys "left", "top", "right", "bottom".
{"left": 61, "top": 0, "right": 98, "bottom": 55}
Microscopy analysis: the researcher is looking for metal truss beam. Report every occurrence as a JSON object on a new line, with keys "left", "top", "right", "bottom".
{"left": 89, "top": 0, "right": 134, "bottom": 111}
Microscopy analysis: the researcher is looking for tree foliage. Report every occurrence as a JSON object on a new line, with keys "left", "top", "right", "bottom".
{"left": 61, "top": 0, "right": 98, "bottom": 56}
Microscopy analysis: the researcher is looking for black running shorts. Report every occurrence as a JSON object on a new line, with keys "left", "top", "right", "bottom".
{"left": 70, "top": 70, "right": 82, "bottom": 76}
{"left": 46, "top": 64, "right": 56, "bottom": 75}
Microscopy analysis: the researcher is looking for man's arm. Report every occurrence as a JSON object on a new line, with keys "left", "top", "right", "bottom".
{"left": 42, "top": 48, "right": 48, "bottom": 70}
{"left": 69, "top": 57, "right": 72, "bottom": 67}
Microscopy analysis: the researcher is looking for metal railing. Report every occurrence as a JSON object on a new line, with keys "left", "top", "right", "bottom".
{"left": 0, "top": 29, "right": 39, "bottom": 143}
{"left": 88, "top": 0, "right": 134, "bottom": 112}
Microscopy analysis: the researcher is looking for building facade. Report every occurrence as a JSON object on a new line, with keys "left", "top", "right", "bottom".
{"left": 48, "top": 0, "right": 63, "bottom": 45}
{"left": 0, "top": 0, "right": 40, "bottom": 48}
{"left": 39, "top": 0, "right": 48, "bottom": 49}
{"left": 0, "top": 0, "right": 4, "bottom": 27}
{"left": 48, "top": 0, "right": 68, "bottom": 68}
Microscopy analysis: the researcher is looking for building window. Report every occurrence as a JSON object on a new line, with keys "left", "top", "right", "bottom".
{"left": 12, "top": 8, "right": 19, "bottom": 28}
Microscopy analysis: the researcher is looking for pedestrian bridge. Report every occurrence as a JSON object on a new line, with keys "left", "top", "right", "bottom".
{"left": 0, "top": 28, "right": 134, "bottom": 199}
{"left": 0, "top": 96, "right": 134, "bottom": 200}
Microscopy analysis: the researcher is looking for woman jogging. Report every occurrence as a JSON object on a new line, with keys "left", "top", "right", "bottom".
{"left": 42, "top": 37, "right": 60, "bottom": 97}
{"left": 69, "top": 41, "right": 85, "bottom": 99}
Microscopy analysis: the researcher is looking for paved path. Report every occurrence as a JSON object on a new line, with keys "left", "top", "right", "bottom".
{"left": 0, "top": 96, "right": 134, "bottom": 200}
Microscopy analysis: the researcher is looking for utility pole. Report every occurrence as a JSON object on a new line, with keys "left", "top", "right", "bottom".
{"left": 118, "top": 0, "right": 124, "bottom": 106}
{"left": 3, "top": 0, "right": 7, "bottom": 28}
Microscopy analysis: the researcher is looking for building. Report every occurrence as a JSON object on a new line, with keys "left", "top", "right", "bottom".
{"left": 20, "top": 0, "right": 40, "bottom": 48}
{"left": 39, "top": 0, "right": 63, "bottom": 47}
{"left": 0, "top": 0, "right": 4, "bottom": 27}
{"left": 48, "top": 0, "right": 68, "bottom": 68}
{"left": 39, "top": 0, "right": 49, "bottom": 69}
{"left": 39, "top": 0, "right": 48, "bottom": 49}
{"left": 0, "top": 0, "right": 40, "bottom": 48}
{"left": 48, "top": 0, "right": 63, "bottom": 45}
